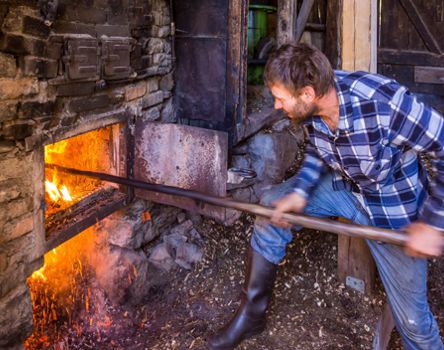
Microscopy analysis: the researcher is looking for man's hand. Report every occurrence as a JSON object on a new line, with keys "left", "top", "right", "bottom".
{"left": 404, "top": 222, "right": 443, "bottom": 258}
{"left": 270, "top": 192, "right": 307, "bottom": 228}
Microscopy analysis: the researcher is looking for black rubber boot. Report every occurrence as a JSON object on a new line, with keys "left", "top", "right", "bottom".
{"left": 208, "top": 248, "right": 278, "bottom": 350}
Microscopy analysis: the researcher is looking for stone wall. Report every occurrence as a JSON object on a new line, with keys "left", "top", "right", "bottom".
{"left": 0, "top": 1, "right": 174, "bottom": 348}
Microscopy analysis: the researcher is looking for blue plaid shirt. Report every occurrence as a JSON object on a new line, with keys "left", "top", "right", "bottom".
{"left": 293, "top": 70, "right": 444, "bottom": 230}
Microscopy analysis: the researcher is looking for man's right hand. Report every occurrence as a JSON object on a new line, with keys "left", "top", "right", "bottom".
{"left": 270, "top": 192, "right": 308, "bottom": 227}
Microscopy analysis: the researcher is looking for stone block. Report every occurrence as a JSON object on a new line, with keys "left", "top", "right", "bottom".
{"left": 160, "top": 97, "right": 176, "bottom": 123}
{"left": 153, "top": 11, "right": 170, "bottom": 26}
{"left": 96, "top": 24, "right": 130, "bottom": 37}
{"left": 142, "top": 90, "right": 163, "bottom": 108}
{"left": 0, "top": 52, "right": 16, "bottom": 77}
{"left": 0, "top": 78, "right": 39, "bottom": 100}
{"left": 23, "top": 16, "right": 50, "bottom": 38}
{"left": 61, "top": 6, "right": 107, "bottom": 24}
{"left": 160, "top": 72, "right": 174, "bottom": 91}
{"left": 0, "top": 153, "right": 32, "bottom": 182}
{"left": 0, "top": 101, "right": 17, "bottom": 122}
{"left": 0, "top": 285, "right": 33, "bottom": 349}
{"left": 19, "top": 56, "right": 58, "bottom": 78}
{"left": 19, "top": 101, "right": 56, "bottom": 119}
{"left": 68, "top": 94, "right": 110, "bottom": 113}
{"left": 52, "top": 21, "right": 96, "bottom": 36}
{"left": 146, "top": 38, "right": 164, "bottom": 54}
{"left": 2, "top": 120, "right": 34, "bottom": 140}
{"left": 0, "top": 34, "right": 46, "bottom": 56}
{"left": 158, "top": 25, "right": 170, "bottom": 38}
{"left": 142, "top": 106, "right": 160, "bottom": 121}
{"left": 56, "top": 82, "right": 96, "bottom": 96}
{"left": 147, "top": 77, "right": 159, "bottom": 93}
{"left": 0, "top": 140, "right": 16, "bottom": 154}
{"left": 125, "top": 81, "right": 147, "bottom": 101}
{"left": 0, "top": 198, "right": 33, "bottom": 226}
{"left": 0, "top": 180, "right": 21, "bottom": 203}
{"left": 1, "top": 213, "right": 34, "bottom": 244}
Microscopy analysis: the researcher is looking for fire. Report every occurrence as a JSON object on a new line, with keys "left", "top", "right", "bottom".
{"left": 43, "top": 126, "right": 118, "bottom": 217}
{"left": 45, "top": 180, "right": 73, "bottom": 202}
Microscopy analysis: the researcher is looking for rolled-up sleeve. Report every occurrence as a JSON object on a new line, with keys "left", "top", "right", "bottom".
{"left": 293, "top": 142, "right": 326, "bottom": 199}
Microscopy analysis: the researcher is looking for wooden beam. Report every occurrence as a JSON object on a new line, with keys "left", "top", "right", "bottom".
{"left": 341, "top": 0, "right": 374, "bottom": 71}
{"left": 325, "top": 0, "right": 341, "bottom": 68}
{"left": 294, "top": 0, "right": 315, "bottom": 42}
{"left": 399, "top": 0, "right": 441, "bottom": 54}
{"left": 277, "top": 0, "right": 298, "bottom": 45}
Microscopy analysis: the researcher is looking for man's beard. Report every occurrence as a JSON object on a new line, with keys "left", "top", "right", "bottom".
{"left": 288, "top": 101, "right": 318, "bottom": 127}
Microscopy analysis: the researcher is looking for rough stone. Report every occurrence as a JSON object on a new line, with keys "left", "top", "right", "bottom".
{"left": 125, "top": 81, "right": 147, "bottom": 101}
{"left": 158, "top": 25, "right": 170, "bottom": 38}
{"left": 142, "top": 90, "right": 164, "bottom": 108}
{"left": 160, "top": 72, "right": 174, "bottom": 91}
{"left": 19, "top": 56, "right": 58, "bottom": 78}
{"left": 142, "top": 106, "right": 160, "bottom": 121}
{"left": 0, "top": 285, "right": 33, "bottom": 349}
{"left": 68, "top": 94, "right": 110, "bottom": 113}
{"left": 148, "top": 243, "right": 175, "bottom": 272}
{"left": 0, "top": 198, "right": 32, "bottom": 226}
{"left": 19, "top": 100, "right": 56, "bottom": 119}
{"left": 248, "top": 130, "right": 300, "bottom": 186}
{"left": 170, "top": 219, "right": 193, "bottom": 236}
{"left": 146, "top": 38, "right": 164, "bottom": 54}
{"left": 0, "top": 34, "right": 46, "bottom": 56}
{"left": 100, "top": 200, "right": 152, "bottom": 250}
{"left": 0, "top": 52, "right": 16, "bottom": 77}
{"left": 2, "top": 120, "right": 34, "bottom": 140}
{"left": 0, "top": 78, "right": 39, "bottom": 100}
{"left": 175, "top": 242, "right": 203, "bottom": 270}
{"left": 160, "top": 97, "right": 176, "bottom": 123}
{"left": 1, "top": 213, "right": 34, "bottom": 244}
{"left": 0, "top": 101, "right": 17, "bottom": 122}
{"left": 146, "top": 77, "right": 159, "bottom": 93}
{"left": 96, "top": 24, "right": 131, "bottom": 37}
{"left": 22, "top": 16, "right": 51, "bottom": 38}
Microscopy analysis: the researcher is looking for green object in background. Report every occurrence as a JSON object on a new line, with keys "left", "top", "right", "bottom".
{"left": 247, "top": 4, "right": 276, "bottom": 85}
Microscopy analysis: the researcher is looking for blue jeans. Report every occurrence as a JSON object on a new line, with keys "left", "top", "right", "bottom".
{"left": 251, "top": 172, "right": 443, "bottom": 350}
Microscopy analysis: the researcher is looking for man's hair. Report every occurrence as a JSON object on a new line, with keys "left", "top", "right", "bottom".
{"left": 264, "top": 43, "right": 335, "bottom": 97}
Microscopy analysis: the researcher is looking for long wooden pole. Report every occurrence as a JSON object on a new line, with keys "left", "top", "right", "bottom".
{"left": 46, "top": 164, "right": 409, "bottom": 247}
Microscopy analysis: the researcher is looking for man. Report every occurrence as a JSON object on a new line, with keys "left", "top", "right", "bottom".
{"left": 209, "top": 43, "right": 444, "bottom": 350}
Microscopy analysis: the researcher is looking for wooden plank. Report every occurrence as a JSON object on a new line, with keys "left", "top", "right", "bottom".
{"left": 341, "top": 0, "right": 373, "bottom": 71}
{"left": 414, "top": 66, "right": 444, "bottom": 84}
{"left": 372, "top": 303, "right": 395, "bottom": 350}
{"left": 379, "top": 63, "right": 444, "bottom": 96}
{"left": 399, "top": 0, "right": 441, "bottom": 54}
{"left": 295, "top": 0, "right": 316, "bottom": 42}
{"left": 277, "top": 0, "right": 298, "bottom": 45}
{"left": 227, "top": 0, "right": 248, "bottom": 145}
{"left": 325, "top": 0, "right": 341, "bottom": 68}
{"left": 378, "top": 48, "right": 444, "bottom": 66}
{"left": 338, "top": 235, "right": 376, "bottom": 295}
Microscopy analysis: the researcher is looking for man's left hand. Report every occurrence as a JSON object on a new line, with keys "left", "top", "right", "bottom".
{"left": 404, "top": 222, "right": 443, "bottom": 258}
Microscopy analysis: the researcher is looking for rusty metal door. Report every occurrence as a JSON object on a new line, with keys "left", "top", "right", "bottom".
{"left": 173, "top": 1, "right": 247, "bottom": 145}
{"left": 377, "top": 0, "right": 444, "bottom": 112}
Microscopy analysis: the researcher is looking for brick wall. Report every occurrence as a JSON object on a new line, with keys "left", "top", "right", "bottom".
{"left": 0, "top": 1, "right": 174, "bottom": 348}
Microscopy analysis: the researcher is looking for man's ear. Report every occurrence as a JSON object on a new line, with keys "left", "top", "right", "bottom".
{"left": 300, "top": 86, "right": 316, "bottom": 102}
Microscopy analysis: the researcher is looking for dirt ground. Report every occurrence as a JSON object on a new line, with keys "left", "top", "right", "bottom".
{"left": 89, "top": 214, "right": 444, "bottom": 349}
{"left": 26, "top": 213, "right": 444, "bottom": 350}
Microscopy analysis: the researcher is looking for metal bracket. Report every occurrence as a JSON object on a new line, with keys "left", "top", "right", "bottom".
{"left": 346, "top": 276, "right": 365, "bottom": 294}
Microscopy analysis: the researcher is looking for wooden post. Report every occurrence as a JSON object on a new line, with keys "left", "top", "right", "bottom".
{"left": 277, "top": 0, "right": 298, "bottom": 45}
{"left": 338, "top": 0, "right": 378, "bottom": 295}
